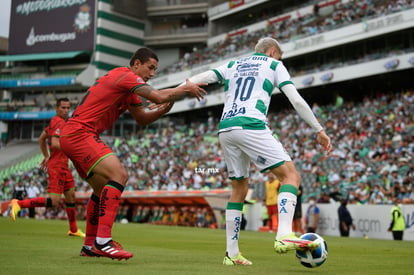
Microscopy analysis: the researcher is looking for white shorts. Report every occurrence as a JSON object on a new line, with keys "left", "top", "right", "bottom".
{"left": 219, "top": 128, "right": 291, "bottom": 180}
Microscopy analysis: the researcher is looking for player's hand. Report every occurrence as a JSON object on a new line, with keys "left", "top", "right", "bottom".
{"left": 156, "top": 102, "right": 174, "bottom": 113}
{"left": 40, "top": 157, "right": 49, "bottom": 171}
{"left": 147, "top": 102, "right": 174, "bottom": 113}
{"left": 316, "top": 130, "right": 332, "bottom": 153}
{"left": 184, "top": 79, "right": 207, "bottom": 101}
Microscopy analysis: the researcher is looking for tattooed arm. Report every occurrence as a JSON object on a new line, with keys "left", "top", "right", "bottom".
{"left": 133, "top": 79, "right": 207, "bottom": 104}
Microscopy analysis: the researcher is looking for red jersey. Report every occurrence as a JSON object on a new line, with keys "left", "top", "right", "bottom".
{"left": 46, "top": 116, "right": 69, "bottom": 167}
{"left": 68, "top": 67, "right": 144, "bottom": 134}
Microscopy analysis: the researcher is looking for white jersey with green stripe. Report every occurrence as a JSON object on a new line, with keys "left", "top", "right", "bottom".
{"left": 212, "top": 53, "right": 293, "bottom": 132}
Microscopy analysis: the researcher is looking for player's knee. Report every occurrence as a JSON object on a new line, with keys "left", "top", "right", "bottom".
{"left": 64, "top": 191, "right": 76, "bottom": 203}
{"left": 116, "top": 168, "right": 129, "bottom": 185}
{"left": 281, "top": 172, "right": 301, "bottom": 187}
{"left": 50, "top": 197, "right": 61, "bottom": 207}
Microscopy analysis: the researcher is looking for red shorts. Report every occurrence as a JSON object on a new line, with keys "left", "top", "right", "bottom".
{"left": 267, "top": 205, "right": 278, "bottom": 216}
{"left": 47, "top": 166, "right": 75, "bottom": 194}
{"left": 60, "top": 126, "right": 114, "bottom": 179}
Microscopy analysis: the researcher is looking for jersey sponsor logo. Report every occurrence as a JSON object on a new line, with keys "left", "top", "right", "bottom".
{"left": 236, "top": 63, "right": 261, "bottom": 72}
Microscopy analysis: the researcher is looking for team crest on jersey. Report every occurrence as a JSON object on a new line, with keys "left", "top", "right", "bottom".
{"left": 136, "top": 77, "right": 144, "bottom": 83}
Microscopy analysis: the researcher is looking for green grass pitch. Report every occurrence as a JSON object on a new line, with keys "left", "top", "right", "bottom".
{"left": 0, "top": 218, "right": 412, "bottom": 275}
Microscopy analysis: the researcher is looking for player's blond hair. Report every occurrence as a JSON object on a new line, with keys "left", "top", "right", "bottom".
{"left": 255, "top": 37, "right": 282, "bottom": 54}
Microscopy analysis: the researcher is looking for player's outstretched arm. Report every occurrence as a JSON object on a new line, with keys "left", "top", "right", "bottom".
{"left": 178, "top": 70, "right": 220, "bottom": 86}
{"left": 281, "top": 83, "right": 332, "bottom": 153}
{"left": 134, "top": 79, "right": 207, "bottom": 104}
{"left": 129, "top": 103, "right": 174, "bottom": 126}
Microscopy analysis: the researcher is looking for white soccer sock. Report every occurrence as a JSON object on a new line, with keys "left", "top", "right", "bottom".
{"left": 276, "top": 192, "right": 297, "bottom": 240}
{"left": 96, "top": 237, "right": 111, "bottom": 245}
{"left": 226, "top": 209, "right": 242, "bottom": 258}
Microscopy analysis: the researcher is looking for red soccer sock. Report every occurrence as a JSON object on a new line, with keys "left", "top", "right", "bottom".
{"left": 66, "top": 203, "right": 78, "bottom": 233}
{"left": 18, "top": 197, "right": 47, "bottom": 208}
{"left": 97, "top": 181, "right": 124, "bottom": 239}
{"left": 84, "top": 193, "right": 100, "bottom": 247}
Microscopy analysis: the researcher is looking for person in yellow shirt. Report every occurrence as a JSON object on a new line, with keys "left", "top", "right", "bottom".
{"left": 388, "top": 198, "right": 406, "bottom": 240}
{"left": 265, "top": 173, "right": 280, "bottom": 232}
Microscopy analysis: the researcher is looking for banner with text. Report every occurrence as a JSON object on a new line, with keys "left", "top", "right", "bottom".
{"left": 9, "top": 0, "right": 95, "bottom": 54}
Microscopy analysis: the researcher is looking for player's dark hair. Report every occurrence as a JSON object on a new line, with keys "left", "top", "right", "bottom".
{"left": 129, "top": 47, "right": 159, "bottom": 66}
{"left": 56, "top": 97, "right": 70, "bottom": 107}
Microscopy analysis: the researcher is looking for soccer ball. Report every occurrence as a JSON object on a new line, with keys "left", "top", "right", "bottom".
{"left": 295, "top": 233, "right": 328, "bottom": 268}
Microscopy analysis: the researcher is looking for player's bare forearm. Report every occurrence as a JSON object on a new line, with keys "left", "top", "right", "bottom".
{"left": 130, "top": 103, "right": 172, "bottom": 126}
{"left": 135, "top": 79, "right": 207, "bottom": 104}
{"left": 135, "top": 85, "right": 184, "bottom": 104}
{"left": 136, "top": 110, "right": 165, "bottom": 125}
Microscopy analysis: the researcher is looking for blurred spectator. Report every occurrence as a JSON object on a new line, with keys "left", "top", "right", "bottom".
{"left": 264, "top": 173, "right": 280, "bottom": 232}
{"left": 26, "top": 181, "right": 42, "bottom": 218}
{"left": 13, "top": 181, "right": 27, "bottom": 201}
{"left": 369, "top": 184, "right": 385, "bottom": 204}
{"left": 305, "top": 197, "right": 320, "bottom": 233}
{"left": 12, "top": 181, "right": 27, "bottom": 218}
{"left": 293, "top": 185, "right": 304, "bottom": 236}
{"left": 338, "top": 199, "right": 356, "bottom": 237}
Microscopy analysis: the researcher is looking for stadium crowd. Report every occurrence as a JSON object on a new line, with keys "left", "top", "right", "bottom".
{"left": 158, "top": 0, "right": 414, "bottom": 76}
{"left": 1, "top": 87, "right": 413, "bottom": 223}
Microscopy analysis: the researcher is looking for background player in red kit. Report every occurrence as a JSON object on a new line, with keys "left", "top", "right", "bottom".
{"left": 59, "top": 47, "right": 207, "bottom": 260}
{"left": 10, "top": 98, "right": 85, "bottom": 238}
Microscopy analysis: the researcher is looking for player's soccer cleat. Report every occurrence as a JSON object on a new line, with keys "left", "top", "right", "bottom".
{"left": 80, "top": 246, "right": 101, "bottom": 257}
{"left": 91, "top": 240, "right": 133, "bottom": 261}
{"left": 68, "top": 229, "right": 86, "bottom": 238}
{"left": 223, "top": 252, "right": 252, "bottom": 265}
{"left": 274, "top": 233, "right": 319, "bottom": 254}
{"left": 10, "top": 199, "right": 21, "bottom": 222}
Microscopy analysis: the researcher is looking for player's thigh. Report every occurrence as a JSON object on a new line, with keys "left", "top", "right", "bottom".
{"left": 47, "top": 167, "right": 64, "bottom": 195}
{"left": 219, "top": 131, "right": 250, "bottom": 179}
{"left": 92, "top": 154, "right": 128, "bottom": 185}
{"left": 61, "top": 132, "right": 114, "bottom": 179}
{"left": 238, "top": 129, "right": 291, "bottom": 171}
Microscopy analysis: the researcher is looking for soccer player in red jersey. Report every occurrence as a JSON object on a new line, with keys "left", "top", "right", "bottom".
{"left": 59, "top": 47, "right": 207, "bottom": 260}
{"left": 10, "top": 98, "right": 85, "bottom": 238}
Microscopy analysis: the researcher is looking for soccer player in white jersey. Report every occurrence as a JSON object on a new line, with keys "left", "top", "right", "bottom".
{"left": 183, "top": 37, "right": 332, "bottom": 265}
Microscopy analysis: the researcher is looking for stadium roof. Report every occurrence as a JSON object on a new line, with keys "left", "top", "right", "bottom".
{"left": 0, "top": 51, "right": 87, "bottom": 62}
